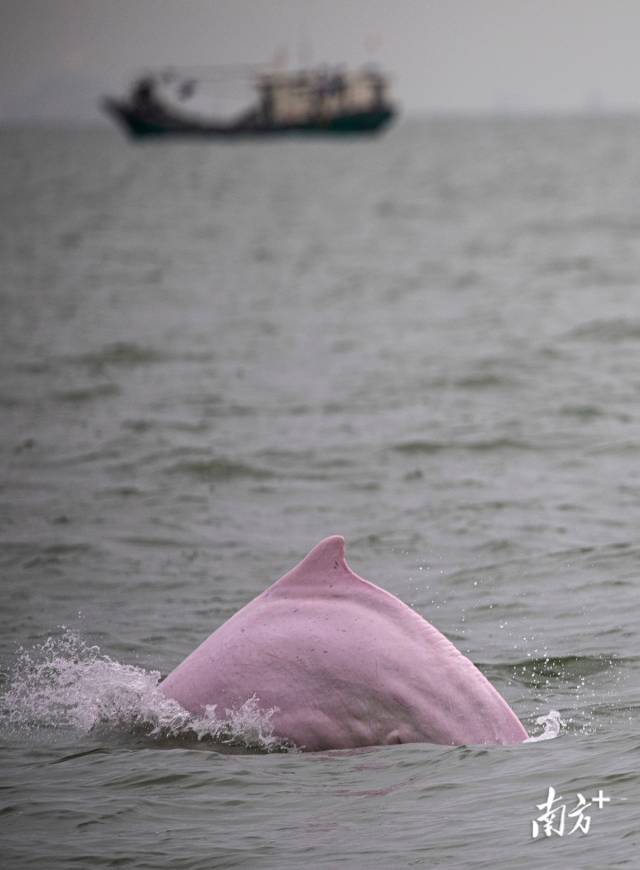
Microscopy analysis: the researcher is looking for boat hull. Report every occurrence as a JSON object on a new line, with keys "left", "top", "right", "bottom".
{"left": 102, "top": 98, "right": 395, "bottom": 139}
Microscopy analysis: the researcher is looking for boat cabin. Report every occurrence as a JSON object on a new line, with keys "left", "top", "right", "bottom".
{"left": 257, "top": 68, "right": 389, "bottom": 125}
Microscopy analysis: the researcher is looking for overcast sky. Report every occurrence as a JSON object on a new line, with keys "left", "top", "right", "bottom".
{"left": 2, "top": 0, "right": 640, "bottom": 122}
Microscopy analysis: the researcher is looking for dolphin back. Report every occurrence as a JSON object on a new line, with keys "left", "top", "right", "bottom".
{"left": 160, "top": 536, "right": 528, "bottom": 750}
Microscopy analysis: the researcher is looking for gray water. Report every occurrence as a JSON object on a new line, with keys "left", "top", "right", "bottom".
{"left": 0, "top": 118, "right": 638, "bottom": 868}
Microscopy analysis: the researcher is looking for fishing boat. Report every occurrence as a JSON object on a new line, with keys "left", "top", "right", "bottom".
{"left": 102, "top": 66, "right": 396, "bottom": 139}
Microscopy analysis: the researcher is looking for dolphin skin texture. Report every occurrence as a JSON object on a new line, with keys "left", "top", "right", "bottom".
{"left": 160, "top": 536, "right": 528, "bottom": 750}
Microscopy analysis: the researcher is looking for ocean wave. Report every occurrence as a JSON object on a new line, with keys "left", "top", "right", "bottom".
{"left": 499, "top": 654, "right": 624, "bottom": 689}
{"left": 60, "top": 342, "right": 215, "bottom": 369}
{"left": 0, "top": 629, "right": 289, "bottom": 752}
{"left": 564, "top": 318, "right": 640, "bottom": 342}
{"left": 167, "top": 458, "right": 275, "bottom": 481}
{"left": 392, "top": 437, "right": 533, "bottom": 455}
{"left": 453, "top": 373, "right": 518, "bottom": 389}
{"left": 53, "top": 383, "right": 120, "bottom": 403}
{"left": 65, "top": 342, "right": 167, "bottom": 368}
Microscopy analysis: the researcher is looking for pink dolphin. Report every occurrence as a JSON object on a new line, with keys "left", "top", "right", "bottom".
{"left": 160, "top": 536, "right": 528, "bottom": 750}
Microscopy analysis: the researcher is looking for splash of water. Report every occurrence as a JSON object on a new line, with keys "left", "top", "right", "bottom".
{"left": 524, "top": 709, "right": 564, "bottom": 742}
{"left": 0, "top": 629, "right": 289, "bottom": 751}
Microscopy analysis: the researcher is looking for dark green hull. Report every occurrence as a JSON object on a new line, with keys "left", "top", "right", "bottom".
{"left": 102, "top": 98, "right": 395, "bottom": 139}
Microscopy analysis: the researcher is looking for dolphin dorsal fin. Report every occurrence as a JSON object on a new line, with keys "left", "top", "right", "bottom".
{"left": 268, "top": 535, "right": 361, "bottom": 596}
{"left": 294, "top": 535, "right": 347, "bottom": 574}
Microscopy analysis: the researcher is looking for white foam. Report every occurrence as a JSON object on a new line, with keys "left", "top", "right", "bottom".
{"left": 524, "top": 709, "right": 564, "bottom": 742}
{"left": 0, "top": 629, "right": 289, "bottom": 751}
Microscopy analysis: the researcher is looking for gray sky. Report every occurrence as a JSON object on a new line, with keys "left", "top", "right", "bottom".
{"left": 2, "top": 0, "right": 640, "bottom": 121}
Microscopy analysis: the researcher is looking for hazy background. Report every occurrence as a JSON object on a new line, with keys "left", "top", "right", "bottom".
{"left": 2, "top": 1, "right": 640, "bottom": 867}
{"left": 3, "top": 0, "right": 640, "bottom": 123}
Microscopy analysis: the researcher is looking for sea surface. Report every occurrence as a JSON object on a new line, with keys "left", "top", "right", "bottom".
{"left": 0, "top": 117, "right": 638, "bottom": 868}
